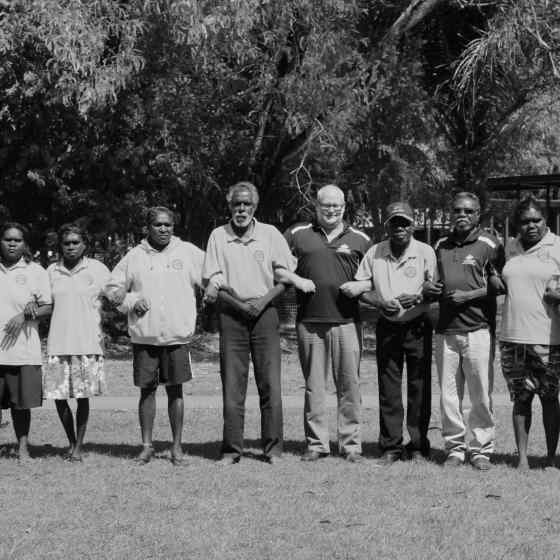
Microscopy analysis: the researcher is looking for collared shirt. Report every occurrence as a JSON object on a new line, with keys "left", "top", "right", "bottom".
{"left": 107, "top": 236, "right": 204, "bottom": 346}
{"left": 285, "top": 222, "right": 371, "bottom": 323}
{"left": 501, "top": 230, "right": 560, "bottom": 345}
{"left": 0, "top": 259, "right": 51, "bottom": 365}
{"left": 435, "top": 227, "right": 504, "bottom": 334}
{"left": 355, "top": 237, "right": 436, "bottom": 322}
{"left": 203, "top": 219, "right": 296, "bottom": 300}
{"left": 47, "top": 257, "right": 111, "bottom": 355}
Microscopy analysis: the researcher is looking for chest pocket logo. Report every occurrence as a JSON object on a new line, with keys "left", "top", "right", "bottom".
{"left": 336, "top": 244, "right": 352, "bottom": 255}
{"left": 253, "top": 250, "right": 265, "bottom": 264}
{"left": 462, "top": 254, "right": 477, "bottom": 266}
{"left": 404, "top": 266, "right": 417, "bottom": 278}
{"left": 171, "top": 259, "right": 183, "bottom": 270}
{"left": 15, "top": 274, "right": 27, "bottom": 286}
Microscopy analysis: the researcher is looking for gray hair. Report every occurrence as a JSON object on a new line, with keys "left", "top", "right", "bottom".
{"left": 226, "top": 182, "right": 260, "bottom": 206}
{"left": 453, "top": 191, "right": 480, "bottom": 211}
{"left": 146, "top": 206, "right": 175, "bottom": 226}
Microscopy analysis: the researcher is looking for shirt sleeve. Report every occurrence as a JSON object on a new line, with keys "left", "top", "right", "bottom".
{"left": 202, "top": 230, "right": 222, "bottom": 281}
{"left": 270, "top": 227, "right": 297, "bottom": 272}
{"left": 188, "top": 243, "right": 205, "bottom": 287}
{"left": 106, "top": 253, "right": 139, "bottom": 313}
{"left": 354, "top": 247, "right": 375, "bottom": 282}
{"left": 34, "top": 264, "right": 52, "bottom": 305}
{"left": 424, "top": 246, "right": 438, "bottom": 282}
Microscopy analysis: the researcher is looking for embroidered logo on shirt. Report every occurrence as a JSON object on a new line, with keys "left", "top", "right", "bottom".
{"left": 404, "top": 266, "right": 417, "bottom": 278}
{"left": 253, "top": 250, "right": 265, "bottom": 264}
{"left": 171, "top": 259, "right": 183, "bottom": 270}
{"left": 15, "top": 274, "right": 27, "bottom": 285}
{"left": 462, "top": 254, "right": 477, "bottom": 266}
{"left": 82, "top": 273, "right": 94, "bottom": 286}
{"left": 336, "top": 244, "right": 352, "bottom": 255}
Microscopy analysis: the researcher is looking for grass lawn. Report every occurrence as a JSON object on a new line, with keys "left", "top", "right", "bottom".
{"left": 1, "top": 323, "right": 556, "bottom": 560}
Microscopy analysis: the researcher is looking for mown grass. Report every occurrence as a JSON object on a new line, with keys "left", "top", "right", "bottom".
{"left": 1, "top": 402, "right": 559, "bottom": 560}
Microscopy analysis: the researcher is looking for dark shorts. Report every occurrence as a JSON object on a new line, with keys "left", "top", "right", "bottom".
{"left": 0, "top": 365, "right": 43, "bottom": 409}
{"left": 132, "top": 344, "right": 192, "bottom": 389}
{"left": 500, "top": 342, "right": 560, "bottom": 402}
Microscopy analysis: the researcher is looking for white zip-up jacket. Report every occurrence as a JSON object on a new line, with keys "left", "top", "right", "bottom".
{"left": 107, "top": 236, "right": 204, "bottom": 346}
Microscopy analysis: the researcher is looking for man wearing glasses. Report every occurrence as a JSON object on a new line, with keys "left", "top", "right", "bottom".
{"left": 278, "top": 185, "right": 371, "bottom": 462}
{"left": 423, "top": 192, "right": 504, "bottom": 470}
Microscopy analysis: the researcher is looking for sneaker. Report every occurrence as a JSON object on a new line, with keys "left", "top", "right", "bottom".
{"left": 344, "top": 452, "right": 364, "bottom": 463}
{"left": 471, "top": 455, "right": 492, "bottom": 471}
{"left": 301, "top": 450, "right": 329, "bottom": 462}
{"left": 444, "top": 455, "right": 463, "bottom": 467}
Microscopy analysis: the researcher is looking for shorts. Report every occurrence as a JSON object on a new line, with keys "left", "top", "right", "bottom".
{"left": 499, "top": 342, "right": 560, "bottom": 402}
{"left": 0, "top": 365, "right": 43, "bottom": 409}
{"left": 132, "top": 344, "right": 192, "bottom": 389}
{"left": 44, "top": 355, "right": 106, "bottom": 399}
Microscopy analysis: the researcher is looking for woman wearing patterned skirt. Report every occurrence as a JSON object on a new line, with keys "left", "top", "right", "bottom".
{"left": 44, "top": 224, "right": 110, "bottom": 462}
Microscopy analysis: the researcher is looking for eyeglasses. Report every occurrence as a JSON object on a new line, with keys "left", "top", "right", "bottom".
{"left": 319, "top": 204, "right": 344, "bottom": 211}
{"left": 453, "top": 207, "right": 478, "bottom": 215}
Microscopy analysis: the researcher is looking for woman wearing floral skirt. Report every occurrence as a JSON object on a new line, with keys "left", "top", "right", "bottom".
{"left": 44, "top": 224, "right": 110, "bottom": 462}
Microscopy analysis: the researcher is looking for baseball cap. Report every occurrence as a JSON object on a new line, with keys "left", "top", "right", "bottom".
{"left": 384, "top": 202, "right": 414, "bottom": 226}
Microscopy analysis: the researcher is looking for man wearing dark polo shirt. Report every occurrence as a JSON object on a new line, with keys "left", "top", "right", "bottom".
{"left": 277, "top": 185, "right": 371, "bottom": 462}
{"left": 423, "top": 192, "right": 505, "bottom": 470}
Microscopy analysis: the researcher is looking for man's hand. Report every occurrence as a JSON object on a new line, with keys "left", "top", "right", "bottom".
{"left": 23, "top": 300, "right": 38, "bottom": 320}
{"left": 380, "top": 299, "right": 400, "bottom": 316}
{"left": 422, "top": 280, "right": 443, "bottom": 300}
{"left": 244, "top": 297, "right": 267, "bottom": 319}
{"left": 488, "top": 275, "right": 506, "bottom": 295}
{"left": 4, "top": 312, "right": 25, "bottom": 339}
{"left": 295, "top": 278, "right": 316, "bottom": 294}
{"left": 203, "top": 283, "right": 219, "bottom": 305}
{"left": 544, "top": 288, "right": 560, "bottom": 306}
{"left": 133, "top": 297, "right": 150, "bottom": 316}
{"left": 443, "top": 289, "right": 472, "bottom": 306}
{"left": 107, "top": 288, "right": 126, "bottom": 306}
{"left": 340, "top": 281, "right": 368, "bottom": 299}
{"left": 395, "top": 293, "right": 420, "bottom": 309}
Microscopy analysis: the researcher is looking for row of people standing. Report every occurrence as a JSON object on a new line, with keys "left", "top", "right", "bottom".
{"left": 0, "top": 185, "right": 558, "bottom": 470}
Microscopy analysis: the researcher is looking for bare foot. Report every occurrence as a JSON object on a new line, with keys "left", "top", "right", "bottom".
{"left": 170, "top": 447, "right": 187, "bottom": 466}
{"left": 517, "top": 459, "right": 530, "bottom": 472}
{"left": 135, "top": 445, "right": 154, "bottom": 464}
{"left": 17, "top": 445, "right": 31, "bottom": 465}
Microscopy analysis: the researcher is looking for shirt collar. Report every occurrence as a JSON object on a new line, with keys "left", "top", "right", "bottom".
{"left": 225, "top": 218, "right": 258, "bottom": 243}
{"left": 312, "top": 220, "right": 349, "bottom": 240}
{"left": 449, "top": 227, "right": 481, "bottom": 247}
{"left": 54, "top": 256, "right": 89, "bottom": 275}
{"left": 380, "top": 237, "right": 418, "bottom": 262}
{"left": 514, "top": 228, "right": 554, "bottom": 254}
{"left": 0, "top": 257, "right": 28, "bottom": 273}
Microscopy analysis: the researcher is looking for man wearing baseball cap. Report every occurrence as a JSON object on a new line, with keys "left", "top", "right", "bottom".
{"left": 343, "top": 201, "right": 437, "bottom": 464}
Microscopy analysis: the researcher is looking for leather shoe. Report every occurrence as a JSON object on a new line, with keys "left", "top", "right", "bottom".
{"left": 409, "top": 450, "right": 428, "bottom": 463}
{"left": 377, "top": 452, "right": 401, "bottom": 467}
{"left": 263, "top": 455, "right": 282, "bottom": 465}
{"left": 344, "top": 452, "right": 364, "bottom": 463}
{"left": 444, "top": 455, "right": 463, "bottom": 467}
{"left": 301, "top": 450, "right": 329, "bottom": 462}
{"left": 471, "top": 455, "right": 492, "bottom": 471}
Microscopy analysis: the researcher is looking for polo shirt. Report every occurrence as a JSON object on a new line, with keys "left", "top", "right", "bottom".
{"left": 285, "top": 222, "right": 371, "bottom": 323}
{"left": 108, "top": 236, "right": 204, "bottom": 346}
{"left": 500, "top": 230, "right": 560, "bottom": 345}
{"left": 0, "top": 259, "right": 51, "bottom": 365}
{"left": 47, "top": 257, "right": 111, "bottom": 355}
{"left": 355, "top": 237, "right": 436, "bottom": 322}
{"left": 435, "top": 228, "right": 504, "bottom": 334}
{"left": 203, "top": 219, "right": 296, "bottom": 300}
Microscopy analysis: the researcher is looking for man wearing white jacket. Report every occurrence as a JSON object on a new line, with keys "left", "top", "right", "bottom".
{"left": 108, "top": 206, "right": 204, "bottom": 465}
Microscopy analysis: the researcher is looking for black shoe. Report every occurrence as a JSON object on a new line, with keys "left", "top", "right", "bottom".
{"left": 377, "top": 452, "right": 401, "bottom": 467}
{"left": 301, "top": 450, "right": 329, "bottom": 462}
{"left": 263, "top": 455, "right": 282, "bottom": 465}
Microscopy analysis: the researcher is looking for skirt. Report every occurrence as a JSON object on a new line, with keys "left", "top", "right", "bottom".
{"left": 44, "top": 355, "right": 106, "bottom": 399}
